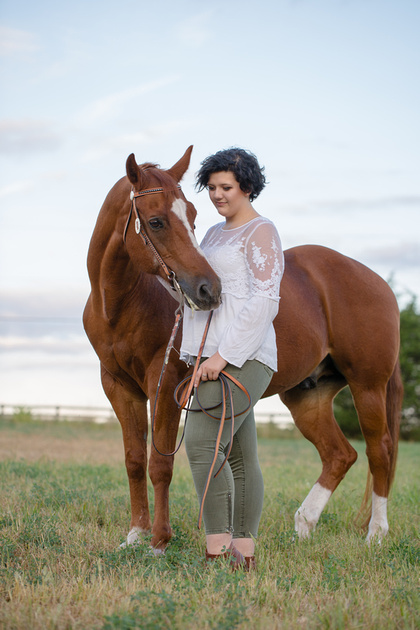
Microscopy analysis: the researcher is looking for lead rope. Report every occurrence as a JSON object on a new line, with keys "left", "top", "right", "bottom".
{"left": 150, "top": 310, "right": 213, "bottom": 459}
{"left": 151, "top": 308, "right": 251, "bottom": 529}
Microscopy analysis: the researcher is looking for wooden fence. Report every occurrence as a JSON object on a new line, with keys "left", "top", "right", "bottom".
{"left": 0, "top": 403, "right": 292, "bottom": 427}
{"left": 0, "top": 404, "right": 118, "bottom": 424}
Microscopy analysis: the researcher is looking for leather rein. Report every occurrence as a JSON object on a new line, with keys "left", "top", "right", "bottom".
{"left": 123, "top": 184, "right": 251, "bottom": 529}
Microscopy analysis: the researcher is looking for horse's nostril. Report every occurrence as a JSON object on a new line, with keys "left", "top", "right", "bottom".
{"left": 197, "top": 281, "right": 221, "bottom": 306}
{"left": 198, "top": 283, "right": 211, "bottom": 298}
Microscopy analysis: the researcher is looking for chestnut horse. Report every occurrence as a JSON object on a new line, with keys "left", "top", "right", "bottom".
{"left": 84, "top": 147, "right": 402, "bottom": 551}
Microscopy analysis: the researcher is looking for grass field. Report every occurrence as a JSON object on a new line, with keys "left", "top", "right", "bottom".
{"left": 0, "top": 417, "right": 419, "bottom": 629}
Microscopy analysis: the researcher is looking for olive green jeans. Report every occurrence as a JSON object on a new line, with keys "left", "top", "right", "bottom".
{"left": 184, "top": 359, "right": 273, "bottom": 538}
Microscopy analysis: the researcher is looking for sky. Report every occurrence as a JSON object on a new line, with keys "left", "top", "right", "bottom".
{"left": 0, "top": 0, "right": 419, "bottom": 416}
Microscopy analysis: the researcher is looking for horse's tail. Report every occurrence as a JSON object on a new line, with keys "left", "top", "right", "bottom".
{"left": 385, "top": 360, "right": 403, "bottom": 489}
{"left": 358, "top": 360, "right": 403, "bottom": 528}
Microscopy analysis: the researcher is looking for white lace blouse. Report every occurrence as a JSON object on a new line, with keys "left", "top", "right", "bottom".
{"left": 180, "top": 217, "right": 284, "bottom": 371}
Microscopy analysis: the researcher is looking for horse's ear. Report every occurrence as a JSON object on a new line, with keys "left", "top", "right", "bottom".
{"left": 166, "top": 145, "right": 193, "bottom": 183}
{"left": 126, "top": 153, "right": 146, "bottom": 188}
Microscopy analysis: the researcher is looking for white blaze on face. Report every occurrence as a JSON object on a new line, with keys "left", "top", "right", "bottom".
{"left": 170, "top": 198, "right": 206, "bottom": 257}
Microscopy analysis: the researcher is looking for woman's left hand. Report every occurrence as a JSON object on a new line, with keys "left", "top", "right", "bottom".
{"left": 195, "top": 352, "right": 228, "bottom": 388}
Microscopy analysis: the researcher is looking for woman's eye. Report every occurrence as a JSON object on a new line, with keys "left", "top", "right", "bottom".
{"left": 148, "top": 218, "right": 164, "bottom": 230}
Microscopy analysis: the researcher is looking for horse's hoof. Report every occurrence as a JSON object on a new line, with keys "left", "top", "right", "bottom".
{"left": 366, "top": 494, "right": 389, "bottom": 544}
{"left": 294, "top": 513, "right": 316, "bottom": 539}
{"left": 366, "top": 526, "right": 388, "bottom": 545}
{"left": 120, "top": 526, "right": 144, "bottom": 548}
{"left": 145, "top": 546, "right": 165, "bottom": 557}
{"left": 295, "top": 524, "right": 314, "bottom": 539}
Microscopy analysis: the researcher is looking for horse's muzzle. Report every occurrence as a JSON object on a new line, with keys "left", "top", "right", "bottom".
{"left": 180, "top": 275, "right": 222, "bottom": 311}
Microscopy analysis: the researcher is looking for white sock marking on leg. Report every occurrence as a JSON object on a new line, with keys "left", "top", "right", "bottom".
{"left": 295, "top": 483, "right": 332, "bottom": 538}
{"left": 367, "top": 492, "right": 388, "bottom": 543}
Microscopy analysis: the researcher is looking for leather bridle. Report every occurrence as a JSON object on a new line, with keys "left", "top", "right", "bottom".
{"left": 123, "top": 185, "right": 182, "bottom": 293}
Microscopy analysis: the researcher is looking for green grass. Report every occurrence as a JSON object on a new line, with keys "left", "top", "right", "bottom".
{"left": 0, "top": 418, "right": 419, "bottom": 629}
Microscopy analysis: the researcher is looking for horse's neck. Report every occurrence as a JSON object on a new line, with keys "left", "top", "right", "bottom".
{"left": 89, "top": 230, "right": 146, "bottom": 323}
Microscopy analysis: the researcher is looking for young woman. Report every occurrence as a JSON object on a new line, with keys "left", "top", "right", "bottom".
{"left": 180, "top": 148, "right": 284, "bottom": 570}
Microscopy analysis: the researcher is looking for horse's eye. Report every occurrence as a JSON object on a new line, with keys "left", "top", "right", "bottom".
{"left": 148, "top": 218, "right": 164, "bottom": 230}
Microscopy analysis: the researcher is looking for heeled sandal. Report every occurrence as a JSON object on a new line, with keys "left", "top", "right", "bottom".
{"left": 205, "top": 542, "right": 248, "bottom": 571}
{"left": 244, "top": 555, "right": 256, "bottom": 570}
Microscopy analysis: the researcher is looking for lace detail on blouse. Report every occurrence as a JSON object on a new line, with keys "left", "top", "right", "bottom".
{"left": 201, "top": 218, "right": 283, "bottom": 300}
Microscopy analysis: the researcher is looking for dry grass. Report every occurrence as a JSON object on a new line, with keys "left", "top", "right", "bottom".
{"left": 0, "top": 422, "right": 123, "bottom": 464}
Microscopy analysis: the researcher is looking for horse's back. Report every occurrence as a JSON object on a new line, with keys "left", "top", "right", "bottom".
{"left": 272, "top": 245, "right": 400, "bottom": 390}
{"left": 282, "top": 244, "right": 399, "bottom": 324}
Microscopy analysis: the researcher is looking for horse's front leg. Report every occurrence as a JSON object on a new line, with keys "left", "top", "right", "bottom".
{"left": 148, "top": 367, "right": 183, "bottom": 552}
{"left": 101, "top": 366, "right": 152, "bottom": 546}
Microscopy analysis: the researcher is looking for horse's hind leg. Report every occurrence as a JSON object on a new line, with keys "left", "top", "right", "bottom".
{"left": 350, "top": 367, "right": 401, "bottom": 543}
{"left": 101, "top": 366, "right": 152, "bottom": 546}
{"left": 282, "top": 378, "right": 358, "bottom": 539}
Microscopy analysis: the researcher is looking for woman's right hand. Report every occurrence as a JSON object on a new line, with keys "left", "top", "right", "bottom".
{"left": 194, "top": 352, "right": 228, "bottom": 388}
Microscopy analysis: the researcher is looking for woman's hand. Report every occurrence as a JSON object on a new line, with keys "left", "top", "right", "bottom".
{"left": 194, "top": 352, "right": 228, "bottom": 388}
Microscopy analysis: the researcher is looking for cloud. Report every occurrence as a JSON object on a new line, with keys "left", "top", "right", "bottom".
{"left": 0, "top": 288, "right": 87, "bottom": 319}
{"left": 81, "top": 118, "right": 197, "bottom": 162}
{"left": 0, "top": 26, "right": 39, "bottom": 56}
{"left": 81, "top": 132, "right": 150, "bottom": 162}
{"left": 0, "top": 288, "right": 89, "bottom": 351}
{"left": 78, "top": 75, "right": 181, "bottom": 126}
{"left": 321, "top": 196, "right": 420, "bottom": 213}
{"left": 0, "top": 334, "right": 89, "bottom": 355}
{"left": 281, "top": 195, "right": 420, "bottom": 222}
{"left": 0, "top": 168, "right": 67, "bottom": 199}
{"left": 0, "top": 178, "right": 35, "bottom": 198}
{"left": 175, "top": 11, "right": 213, "bottom": 47}
{"left": 360, "top": 242, "right": 420, "bottom": 269}
{"left": 286, "top": 195, "right": 420, "bottom": 215}
{"left": 0, "top": 119, "right": 62, "bottom": 154}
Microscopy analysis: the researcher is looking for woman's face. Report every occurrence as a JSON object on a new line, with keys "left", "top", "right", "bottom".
{"left": 207, "top": 171, "right": 251, "bottom": 223}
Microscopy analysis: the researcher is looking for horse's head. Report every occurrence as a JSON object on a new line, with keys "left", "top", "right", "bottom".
{"left": 124, "top": 146, "right": 221, "bottom": 311}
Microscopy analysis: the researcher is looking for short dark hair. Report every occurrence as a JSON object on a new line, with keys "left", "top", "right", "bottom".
{"left": 195, "top": 148, "right": 266, "bottom": 202}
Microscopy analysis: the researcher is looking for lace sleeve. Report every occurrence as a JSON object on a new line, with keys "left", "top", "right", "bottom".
{"left": 245, "top": 220, "right": 284, "bottom": 300}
